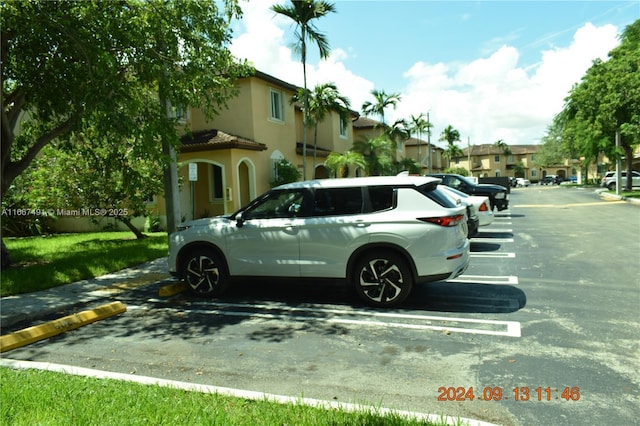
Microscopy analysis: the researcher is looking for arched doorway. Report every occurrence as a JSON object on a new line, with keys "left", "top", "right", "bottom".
{"left": 314, "top": 165, "right": 329, "bottom": 179}
{"left": 236, "top": 158, "right": 256, "bottom": 209}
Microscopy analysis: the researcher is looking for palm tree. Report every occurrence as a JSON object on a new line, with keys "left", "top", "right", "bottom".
{"left": 272, "top": 0, "right": 336, "bottom": 180}
{"left": 442, "top": 144, "right": 464, "bottom": 164}
{"left": 439, "top": 125, "right": 462, "bottom": 167}
{"left": 493, "top": 139, "right": 512, "bottom": 158}
{"left": 439, "top": 125, "right": 461, "bottom": 146}
{"left": 361, "top": 89, "right": 401, "bottom": 126}
{"left": 292, "top": 83, "right": 351, "bottom": 172}
{"left": 352, "top": 135, "right": 395, "bottom": 176}
{"left": 396, "top": 157, "right": 421, "bottom": 174}
{"left": 409, "top": 113, "right": 429, "bottom": 167}
{"left": 385, "top": 118, "right": 411, "bottom": 154}
{"left": 324, "top": 150, "right": 366, "bottom": 178}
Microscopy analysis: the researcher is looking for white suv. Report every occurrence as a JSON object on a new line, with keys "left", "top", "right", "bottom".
{"left": 168, "top": 175, "right": 470, "bottom": 307}
{"left": 601, "top": 170, "right": 640, "bottom": 190}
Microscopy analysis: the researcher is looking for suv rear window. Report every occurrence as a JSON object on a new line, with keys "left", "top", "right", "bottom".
{"left": 313, "top": 187, "right": 363, "bottom": 216}
{"left": 417, "top": 183, "right": 458, "bottom": 208}
{"left": 368, "top": 186, "right": 394, "bottom": 212}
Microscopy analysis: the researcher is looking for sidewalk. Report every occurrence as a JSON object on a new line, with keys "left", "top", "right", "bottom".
{"left": 0, "top": 257, "right": 171, "bottom": 330}
{"left": 596, "top": 188, "right": 640, "bottom": 205}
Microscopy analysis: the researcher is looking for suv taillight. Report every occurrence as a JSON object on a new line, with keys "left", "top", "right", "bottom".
{"left": 419, "top": 214, "right": 465, "bottom": 227}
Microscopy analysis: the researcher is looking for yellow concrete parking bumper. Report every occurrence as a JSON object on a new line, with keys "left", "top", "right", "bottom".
{"left": 158, "top": 281, "right": 188, "bottom": 297}
{"left": 0, "top": 301, "right": 126, "bottom": 353}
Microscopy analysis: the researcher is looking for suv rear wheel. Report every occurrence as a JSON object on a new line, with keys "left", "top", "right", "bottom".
{"left": 181, "top": 249, "right": 229, "bottom": 297}
{"left": 607, "top": 182, "right": 616, "bottom": 191}
{"left": 354, "top": 251, "right": 413, "bottom": 307}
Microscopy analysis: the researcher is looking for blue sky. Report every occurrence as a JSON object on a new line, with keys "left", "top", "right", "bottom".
{"left": 230, "top": 1, "right": 639, "bottom": 146}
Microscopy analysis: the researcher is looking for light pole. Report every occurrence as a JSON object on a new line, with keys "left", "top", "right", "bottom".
{"left": 427, "top": 112, "right": 432, "bottom": 174}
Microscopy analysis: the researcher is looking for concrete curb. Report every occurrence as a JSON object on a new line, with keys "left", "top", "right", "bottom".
{"left": 596, "top": 188, "right": 640, "bottom": 205}
{"left": 1, "top": 358, "right": 500, "bottom": 426}
{"left": 0, "top": 257, "right": 172, "bottom": 329}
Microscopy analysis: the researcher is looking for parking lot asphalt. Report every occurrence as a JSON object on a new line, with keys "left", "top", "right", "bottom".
{"left": 1, "top": 259, "right": 501, "bottom": 426}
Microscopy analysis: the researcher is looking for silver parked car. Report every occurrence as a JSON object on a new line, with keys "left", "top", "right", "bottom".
{"left": 601, "top": 170, "right": 640, "bottom": 190}
{"left": 440, "top": 185, "right": 494, "bottom": 227}
{"left": 168, "top": 175, "right": 470, "bottom": 307}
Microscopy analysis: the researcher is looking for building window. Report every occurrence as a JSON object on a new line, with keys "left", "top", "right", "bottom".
{"left": 531, "top": 154, "right": 536, "bottom": 161}
{"left": 532, "top": 170, "right": 537, "bottom": 178}
{"left": 508, "top": 155, "right": 514, "bottom": 163}
{"left": 339, "top": 116, "right": 348, "bottom": 138}
{"left": 495, "top": 170, "right": 501, "bottom": 177}
{"left": 167, "top": 101, "right": 190, "bottom": 123}
{"left": 210, "top": 164, "right": 224, "bottom": 201}
{"left": 494, "top": 155, "right": 501, "bottom": 163}
{"left": 269, "top": 89, "right": 284, "bottom": 122}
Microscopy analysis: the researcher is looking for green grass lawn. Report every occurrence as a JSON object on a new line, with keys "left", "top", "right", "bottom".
{"left": 0, "top": 368, "right": 457, "bottom": 426}
{"left": 1, "top": 232, "right": 168, "bottom": 296}
{"left": 620, "top": 190, "right": 640, "bottom": 198}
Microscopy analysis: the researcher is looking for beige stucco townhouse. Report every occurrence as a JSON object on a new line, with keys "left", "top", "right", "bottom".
{"left": 152, "top": 70, "right": 358, "bottom": 224}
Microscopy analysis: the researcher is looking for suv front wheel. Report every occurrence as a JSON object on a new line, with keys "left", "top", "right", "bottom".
{"left": 181, "top": 248, "right": 230, "bottom": 297}
{"left": 354, "top": 251, "right": 413, "bottom": 307}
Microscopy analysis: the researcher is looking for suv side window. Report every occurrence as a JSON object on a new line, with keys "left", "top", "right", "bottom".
{"left": 244, "top": 189, "right": 311, "bottom": 219}
{"left": 313, "top": 187, "right": 363, "bottom": 216}
{"left": 368, "top": 186, "right": 394, "bottom": 212}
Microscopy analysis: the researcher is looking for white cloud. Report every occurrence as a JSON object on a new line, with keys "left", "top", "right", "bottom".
{"left": 230, "top": 5, "right": 621, "bottom": 148}
{"left": 230, "top": 2, "right": 374, "bottom": 109}
{"left": 394, "top": 23, "right": 620, "bottom": 146}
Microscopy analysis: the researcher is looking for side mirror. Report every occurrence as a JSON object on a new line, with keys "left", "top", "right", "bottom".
{"left": 235, "top": 212, "right": 245, "bottom": 228}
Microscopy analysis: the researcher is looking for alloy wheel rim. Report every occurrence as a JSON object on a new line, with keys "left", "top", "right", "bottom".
{"left": 185, "top": 255, "right": 220, "bottom": 294}
{"left": 359, "top": 258, "right": 403, "bottom": 303}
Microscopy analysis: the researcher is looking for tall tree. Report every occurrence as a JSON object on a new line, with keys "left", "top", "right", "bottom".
{"left": 361, "top": 89, "right": 401, "bottom": 126}
{"left": 442, "top": 144, "right": 464, "bottom": 164}
{"left": 352, "top": 135, "right": 395, "bottom": 176}
{"left": 292, "top": 82, "right": 351, "bottom": 173}
{"left": 560, "top": 19, "right": 640, "bottom": 190}
{"left": 409, "top": 113, "right": 431, "bottom": 167}
{"left": 493, "top": 139, "right": 512, "bottom": 157}
{"left": 439, "top": 125, "right": 462, "bottom": 166}
{"left": 324, "top": 150, "right": 366, "bottom": 178}
{"left": 272, "top": 0, "right": 336, "bottom": 180}
{"left": 386, "top": 118, "right": 411, "bottom": 150}
{"left": 21, "top": 121, "right": 164, "bottom": 239}
{"left": 536, "top": 118, "right": 572, "bottom": 170}
{"left": 1, "top": 0, "right": 252, "bottom": 267}
{"left": 439, "top": 125, "right": 461, "bottom": 146}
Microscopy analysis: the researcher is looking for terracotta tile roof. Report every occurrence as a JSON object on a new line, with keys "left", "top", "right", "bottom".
{"left": 180, "top": 129, "right": 267, "bottom": 153}
{"left": 462, "top": 143, "right": 539, "bottom": 155}
{"left": 352, "top": 116, "right": 381, "bottom": 128}
{"left": 404, "top": 137, "right": 444, "bottom": 151}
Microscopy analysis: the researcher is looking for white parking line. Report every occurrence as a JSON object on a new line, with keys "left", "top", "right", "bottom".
{"left": 479, "top": 228, "right": 513, "bottom": 233}
{"left": 471, "top": 252, "right": 515, "bottom": 258}
{"left": 129, "top": 302, "right": 521, "bottom": 338}
{"left": 449, "top": 275, "right": 519, "bottom": 285}
{"left": 470, "top": 237, "right": 514, "bottom": 243}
